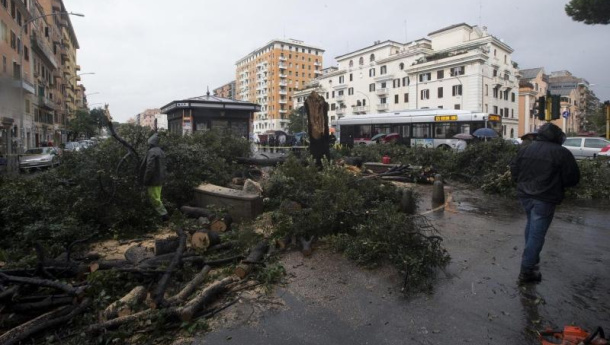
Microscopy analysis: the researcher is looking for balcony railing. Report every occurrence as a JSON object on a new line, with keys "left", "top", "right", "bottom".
{"left": 336, "top": 94, "right": 345, "bottom": 101}
{"left": 314, "top": 62, "right": 321, "bottom": 66}
{"left": 279, "top": 56, "right": 287, "bottom": 61}
{"left": 376, "top": 88, "right": 389, "bottom": 95}
{"left": 279, "top": 81, "right": 287, "bottom": 86}
{"left": 376, "top": 103, "right": 389, "bottom": 111}
{"left": 279, "top": 90, "right": 287, "bottom": 95}
{"left": 336, "top": 108, "right": 346, "bottom": 115}
{"left": 352, "top": 106, "right": 370, "bottom": 114}
{"left": 279, "top": 63, "right": 287, "bottom": 69}
{"left": 279, "top": 74, "right": 287, "bottom": 78}
{"left": 279, "top": 99, "right": 287, "bottom": 104}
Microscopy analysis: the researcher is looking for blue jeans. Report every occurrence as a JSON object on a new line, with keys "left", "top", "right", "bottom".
{"left": 519, "top": 198, "right": 556, "bottom": 272}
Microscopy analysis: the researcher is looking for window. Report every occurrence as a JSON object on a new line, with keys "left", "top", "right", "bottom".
{"left": 438, "top": 87, "right": 443, "bottom": 98}
{"left": 380, "top": 97, "right": 387, "bottom": 104}
{"left": 10, "top": 0, "right": 15, "bottom": 18}
{"left": 419, "top": 73, "right": 431, "bottom": 82}
{"left": 504, "top": 90, "right": 509, "bottom": 100}
{"left": 393, "top": 79, "right": 400, "bottom": 88}
{"left": 349, "top": 60, "right": 353, "bottom": 67}
{"left": 563, "top": 138, "right": 581, "bottom": 147}
{"left": 511, "top": 109, "right": 514, "bottom": 118}
{"left": 23, "top": 46, "right": 28, "bottom": 61}
{"left": 493, "top": 87, "right": 499, "bottom": 98}
{"left": 370, "top": 54, "right": 375, "bottom": 62}
{"left": 1, "top": 21, "right": 7, "bottom": 43}
{"left": 394, "top": 95, "right": 399, "bottom": 104}
{"left": 402, "top": 77, "right": 409, "bottom": 87}
{"left": 404, "top": 93, "right": 409, "bottom": 103}
{"left": 511, "top": 92, "right": 516, "bottom": 102}
{"left": 380, "top": 65, "right": 387, "bottom": 74}
{"left": 331, "top": 103, "right": 336, "bottom": 111}
{"left": 2, "top": 55, "right": 6, "bottom": 73}
{"left": 450, "top": 66, "right": 465, "bottom": 76}
{"left": 349, "top": 73, "right": 353, "bottom": 81}
{"left": 454, "top": 104, "right": 460, "bottom": 110}
{"left": 380, "top": 82, "right": 386, "bottom": 89}
{"left": 2, "top": 0, "right": 6, "bottom": 8}
{"left": 332, "top": 91, "right": 335, "bottom": 98}
{"left": 369, "top": 68, "right": 375, "bottom": 77}
{"left": 359, "top": 57, "right": 364, "bottom": 65}
{"left": 485, "top": 84, "right": 488, "bottom": 96}
{"left": 452, "top": 85, "right": 462, "bottom": 96}
{"left": 348, "top": 87, "right": 354, "bottom": 95}
{"left": 369, "top": 83, "right": 375, "bottom": 92}
{"left": 420, "top": 89, "right": 430, "bottom": 100}
{"left": 399, "top": 62, "right": 404, "bottom": 70}
{"left": 10, "top": 30, "right": 16, "bottom": 49}
{"left": 493, "top": 106, "right": 498, "bottom": 114}
{"left": 339, "top": 76, "right": 344, "bottom": 84}
{"left": 500, "top": 109, "right": 504, "bottom": 116}
{"left": 437, "top": 70, "right": 444, "bottom": 79}
{"left": 493, "top": 69, "right": 498, "bottom": 77}
{"left": 504, "top": 108, "right": 509, "bottom": 117}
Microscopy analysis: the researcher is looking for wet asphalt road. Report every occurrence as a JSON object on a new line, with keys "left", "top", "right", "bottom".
{"left": 195, "top": 183, "right": 610, "bottom": 345}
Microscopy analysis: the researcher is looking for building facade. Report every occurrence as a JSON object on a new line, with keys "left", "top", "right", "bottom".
{"left": 235, "top": 38, "right": 324, "bottom": 135}
{"left": 548, "top": 70, "right": 598, "bottom": 135}
{"left": 136, "top": 108, "right": 161, "bottom": 129}
{"left": 213, "top": 81, "right": 235, "bottom": 100}
{"left": 292, "top": 24, "right": 520, "bottom": 138}
{"left": 0, "top": 0, "right": 83, "bottom": 154}
{"left": 518, "top": 67, "right": 550, "bottom": 136}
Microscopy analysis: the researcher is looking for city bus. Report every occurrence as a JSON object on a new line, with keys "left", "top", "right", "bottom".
{"left": 336, "top": 109, "right": 502, "bottom": 149}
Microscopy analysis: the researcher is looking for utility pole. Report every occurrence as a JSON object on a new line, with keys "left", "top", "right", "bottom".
{"left": 605, "top": 101, "right": 610, "bottom": 140}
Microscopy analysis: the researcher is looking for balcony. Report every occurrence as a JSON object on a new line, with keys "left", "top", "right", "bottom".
{"left": 279, "top": 63, "right": 287, "bottom": 69}
{"left": 279, "top": 56, "right": 287, "bottom": 61}
{"left": 14, "top": 78, "right": 36, "bottom": 94}
{"left": 336, "top": 108, "right": 346, "bottom": 115}
{"left": 333, "top": 83, "right": 347, "bottom": 90}
{"left": 314, "top": 61, "right": 321, "bottom": 66}
{"left": 376, "top": 88, "right": 389, "bottom": 96}
{"left": 279, "top": 109, "right": 287, "bottom": 113}
{"left": 336, "top": 94, "right": 345, "bottom": 102}
{"left": 314, "top": 70, "right": 323, "bottom": 75}
{"left": 279, "top": 74, "right": 287, "bottom": 79}
{"left": 31, "top": 32, "right": 58, "bottom": 69}
{"left": 374, "top": 74, "right": 394, "bottom": 82}
{"left": 279, "top": 89, "right": 287, "bottom": 95}
{"left": 376, "top": 103, "right": 389, "bottom": 111}
{"left": 38, "top": 96, "right": 56, "bottom": 110}
{"left": 352, "top": 106, "right": 370, "bottom": 114}
{"left": 279, "top": 99, "right": 287, "bottom": 104}
{"left": 279, "top": 81, "right": 287, "bottom": 87}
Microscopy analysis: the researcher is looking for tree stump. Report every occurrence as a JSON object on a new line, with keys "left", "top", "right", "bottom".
{"left": 191, "top": 230, "right": 221, "bottom": 251}
{"left": 154, "top": 237, "right": 180, "bottom": 256}
{"left": 304, "top": 91, "right": 330, "bottom": 166}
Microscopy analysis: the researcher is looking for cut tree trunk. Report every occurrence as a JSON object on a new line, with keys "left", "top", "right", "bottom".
{"left": 191, "top": 230, "right": 221, "bottom": 251}
{"left": 89, "top": 260, "right": 131, "bottom": 273}
{"left": 101, "top": 285, "right": 147, "bottom": 321}
{"left": 304, "top": 91, "right": 330, "bottom": 166}
{"left": 210, "top": 214, "right": 233, "bottom": 232}
{"left": 166, "top": 266, "right": 211, "bottom": 306}
{"left": 8, "top": 296, "right": 76, "bottom": 313}
{"left": 154, "top": 236, "right": 180, "bottom": 256}
{"left": 124, "top": 245, "right": 154, "bottom": 264}
{"left": 180, "top": 206, "right": 215, "bottom": 220}
{"left": 0, "top": 298, "right": 90, "bottom": 345}
{"left": 179, "top": 276, "right": 238, "bottom": 322}
{"left": 234, "top": 241, "right": 269, "bottom": 279}
{"left": 152, "top": 227, "right": 187, "bottom": 308}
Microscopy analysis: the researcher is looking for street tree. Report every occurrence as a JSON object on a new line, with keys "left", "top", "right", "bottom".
{"left": 565, "top": 0, "right": 610, "bottom": 25}
{"left": 287, "top": 107, "right": 308, "bottom": 134}
{"left": 67, "top": 109, "right": 97, "bottom": 141}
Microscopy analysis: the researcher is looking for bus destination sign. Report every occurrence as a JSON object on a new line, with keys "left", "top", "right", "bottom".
{"left": 488, "top": 115, "right": 501, "bottom": 122}
{"left": 434, "top": 115, "right": 457, "bottom": 122}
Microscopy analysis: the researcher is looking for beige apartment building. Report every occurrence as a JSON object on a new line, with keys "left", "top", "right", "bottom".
{"left": 0, "top": 0, "right": 83, "bottom": 154}
{"left": 235, "top": 38, "right": 324, "bottom": 134}
{"left": 213, "top": 81, "right": 235, "bottom": 100}
{"left": 518, "top": 67, "right": 549, "bottom": 136}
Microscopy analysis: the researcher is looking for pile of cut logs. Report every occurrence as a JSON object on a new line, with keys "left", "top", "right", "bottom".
{"left": 0, "top": 206, "right": 270, "bottom": 345}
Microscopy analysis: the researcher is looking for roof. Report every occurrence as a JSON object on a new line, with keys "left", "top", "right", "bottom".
{"left": 519, "top": 68, "right": 543, "bottom": 80}
{"left": 160, "top": 93, "right": 260, "bottom": 113}
{"left": 428, "top": 23, "right": 473, "bottom": 36}
{"left": 335, "top": 40, "right": 403, "bottom": 60}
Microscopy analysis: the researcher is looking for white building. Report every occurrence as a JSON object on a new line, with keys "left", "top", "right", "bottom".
{"left": 293, "top": 23, "right": 520, "bottom": 138}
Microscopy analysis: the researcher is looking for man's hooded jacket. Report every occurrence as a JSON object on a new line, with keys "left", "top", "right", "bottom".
{"left": 509, "top": 123, "right": 580, "bottom": 204}
{"left": 140, "top": 133, "right": 167, "bottom": 186}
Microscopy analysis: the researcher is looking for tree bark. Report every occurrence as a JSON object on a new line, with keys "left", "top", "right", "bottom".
{"left": 101, "top": 285, "right": 147, "bottom": 321}
{"left": 124, "top": 245, "right": 154, "bottom": 264}
{"left": 0, "top": 273, "right": 85, "bottom": 297}
{"left": 0, "top": 298, "right": 90, "bottom": 345}
{"left": 234, "top": 241, "right": 269, "bottom": 279}
{"left": 304, "top": 91, "right": 330, "bottom": 166}
{"left": 8, "top": 296, "right": 76, "bottom": 313}
{"left": 154, "top": 236, "right": 180, "bottom": 256}
{"left": 165, "top": 266, "right": 211, "bottom": 306}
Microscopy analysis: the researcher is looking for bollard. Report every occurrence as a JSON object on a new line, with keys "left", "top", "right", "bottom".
{"left": 400, "top": 188, "right": 416, "bottom": 215}
{"left": 432, "top": 180, "right": 445, "bottom": 208}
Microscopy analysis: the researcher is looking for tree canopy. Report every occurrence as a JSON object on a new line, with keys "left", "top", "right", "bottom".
{"left": 287, "top": 107, "right": 308, "bottom": 134}
{"left": 565, "top": 0, "right": 610, "bottom": 25}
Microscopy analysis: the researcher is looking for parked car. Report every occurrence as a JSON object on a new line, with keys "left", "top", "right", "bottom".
{"left": 562, "top": 137, "right": 610, "bottom": 159}
{"left": 19, "top": 147, "right": 60, "bottom": 172}
{"left": 598, "top": 144, "right": 610, "bottom": 157}
{"left": 64, "top": 141, "right": 82, "bottom": 152}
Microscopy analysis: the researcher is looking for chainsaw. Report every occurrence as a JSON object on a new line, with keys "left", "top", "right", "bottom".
{"left": 540, "top": 326, "right": 607, "bottom": 345}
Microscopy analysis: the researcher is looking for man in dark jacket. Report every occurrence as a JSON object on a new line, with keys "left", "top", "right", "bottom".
{"left": 141, "top": 133, "right": 168, "bottom": 221}
{"left": 509, "top": 123, "right": 580, "bottom": 284}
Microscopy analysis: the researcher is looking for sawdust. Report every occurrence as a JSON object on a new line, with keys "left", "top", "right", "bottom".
{"left": 90, "top": 226, "right": 178, "bottom": 260}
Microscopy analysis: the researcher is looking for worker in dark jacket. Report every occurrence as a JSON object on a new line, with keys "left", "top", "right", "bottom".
{"left": 140, "top": 133, "right": 169, "bottom": 221}
{"left": 509, "top": 123, "right": 580, "bottom": 284}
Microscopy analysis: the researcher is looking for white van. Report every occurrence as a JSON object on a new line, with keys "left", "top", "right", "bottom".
{"left": 562, "top": 137, "right": 610, "bottom": 159}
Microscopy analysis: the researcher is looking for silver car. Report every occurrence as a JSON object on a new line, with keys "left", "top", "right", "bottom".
{"left": 562, "top": 137, "right": 610, "bottom": 159}
{"left": 19, "top": 147, "right": 61, "bottom": 172}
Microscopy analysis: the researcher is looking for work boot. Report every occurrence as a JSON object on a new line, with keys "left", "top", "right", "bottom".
{"left": 518, "top": 270, "right": 542, "bottom": 284}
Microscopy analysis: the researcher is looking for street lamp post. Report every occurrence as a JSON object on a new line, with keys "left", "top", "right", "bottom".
{"left": 18, "top": 11, "right": 84, "bottom": 153}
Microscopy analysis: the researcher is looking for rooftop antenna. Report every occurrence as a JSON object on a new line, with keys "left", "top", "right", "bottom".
{"left": 206, "top": 86, "right": 210, "bottom": 97}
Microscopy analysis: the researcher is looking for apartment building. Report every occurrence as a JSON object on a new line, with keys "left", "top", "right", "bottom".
{"left": 136, "top": 108, "right": 161, "bottom": 129}
{"left": 235, "top": 38, "right": 324, "bottom": 135}
{"left": 0, "top": 0, "right": 83, "bottom": 154}
{"left": 548, "top": 70, "right": 598, "bottom": 135}
{"left": 213, "top": 81, "right": 235, "bottom": 100}
{"left": 293, "top": 24, "right": 520, "bottom": 138}
{"left": 518, "top": 67, "right": 549, "bottom": 136}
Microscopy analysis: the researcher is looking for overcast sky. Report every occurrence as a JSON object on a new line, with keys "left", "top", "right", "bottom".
{"left": 63, "top": 0, "right": 610, "bottom": 123}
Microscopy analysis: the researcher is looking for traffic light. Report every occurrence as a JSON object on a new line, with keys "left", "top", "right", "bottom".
{"left": 536, "top": 96, "right": 546, "bottom": 121}
{"left": 551, "top": 95, "right": 561, "bottom": 120}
